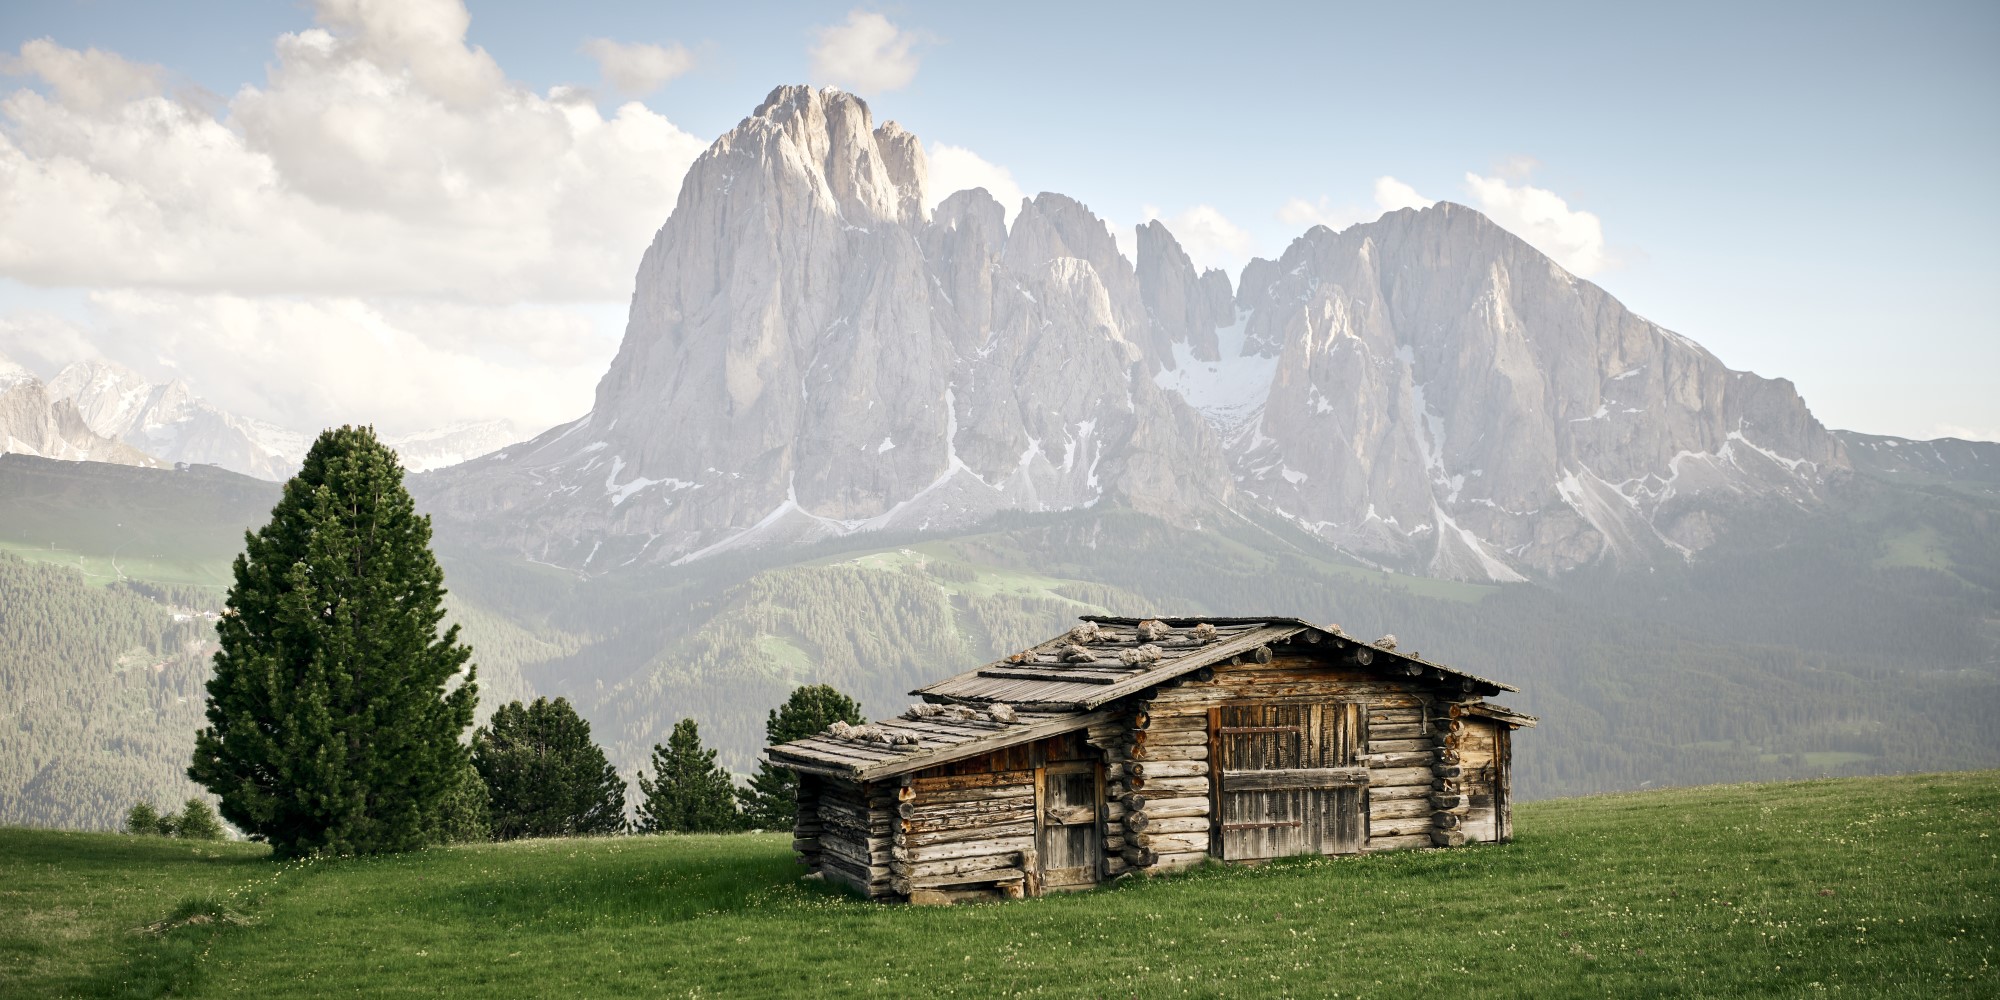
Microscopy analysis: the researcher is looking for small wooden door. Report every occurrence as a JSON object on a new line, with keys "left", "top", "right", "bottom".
{"left": 1211, "top": 702, "right": 1366, "bottom": 860}
{"left": 1036, "top": 761, "right": 1103, "bottom": 891}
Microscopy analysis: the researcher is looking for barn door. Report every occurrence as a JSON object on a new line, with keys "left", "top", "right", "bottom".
{"left": 1211, "top": 703, "right": 1366, "bottom": 860}
{"left": 1036, "top": 761, "right": 1103, "bottom": 891}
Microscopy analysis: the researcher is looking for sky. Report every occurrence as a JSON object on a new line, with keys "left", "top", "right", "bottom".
{"left": 0, "top": 0, "right": 1994, "bottom": 441}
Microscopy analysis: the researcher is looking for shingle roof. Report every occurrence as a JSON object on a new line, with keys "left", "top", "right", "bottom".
{"left": 764, "top": 615, "right": 1519, "bottom": 781}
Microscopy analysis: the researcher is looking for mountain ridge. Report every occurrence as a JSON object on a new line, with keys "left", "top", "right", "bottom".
{"left": 422, "top": 85, "right": 1845, "bottom": 582}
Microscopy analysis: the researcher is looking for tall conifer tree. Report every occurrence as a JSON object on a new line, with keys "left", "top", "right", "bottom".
{"left": 736, "top": 684, "right": 865, "bottom": 828}
{"left": 635, "top": 719, "right": 740, "bottom": 833}
{"left": 473, "top": 697, "right": 626, "bottom": 839}
{"left": 188, "top": 426, "right": 477, "bottom": 857}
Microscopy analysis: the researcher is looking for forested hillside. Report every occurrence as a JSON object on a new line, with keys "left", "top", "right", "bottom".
{"left": 0, "top": 554, "right": 215, "bottom": 829}
{"left": 416, "top": 459, "right": 2000, "bottom": 800}
{"left": 4, "top": 447, "right": 1996, "bottom": 827}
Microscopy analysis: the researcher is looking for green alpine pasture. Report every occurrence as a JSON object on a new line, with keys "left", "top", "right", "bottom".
{"left": 4, "top": 771, "right": 1995, "bottom": 998}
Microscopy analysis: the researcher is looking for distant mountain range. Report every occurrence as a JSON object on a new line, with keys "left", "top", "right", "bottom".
{"left": 423, "top": 86, "right": 1852, "bottom": 582}
{"left": 0, "top": 356, "right": 528, "bottom": 478}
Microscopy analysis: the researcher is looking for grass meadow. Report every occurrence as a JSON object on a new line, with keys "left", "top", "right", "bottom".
{"left": 3, "top": 771, "right": 1994, "bottom": 998}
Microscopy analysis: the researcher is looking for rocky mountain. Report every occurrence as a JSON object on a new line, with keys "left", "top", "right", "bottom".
{"left": 50, "top": 361, "right": 302, "bottom": 480}
{"left": 3, "top": 358, "right": 531, "bottom": 481}
{"left": 0, "top": 355, "right": 161, "bottom": 468}
{"left": 423, "top": 85, "right": 1846, "bottom": 582}
{"left": 1836, "top": 430, "right": 2000, "bottom": 489}
{"left": 423, "top": 85, "right": 1228, "bottom": 571}
{"left": 383, "top": 421, "right": 518, "bottom": 474}
{"left": 1184, "top": 206, "right": 1846, "bottom": 579}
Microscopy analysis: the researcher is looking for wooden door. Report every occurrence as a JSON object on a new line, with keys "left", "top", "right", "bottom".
{"left": 1460, "top": 719, "right": 1501, "bottom": 842}
{"left": 1036, "top": 761, "right": 1103, "bottom": 890}
{"left": 1211, "top": 702, "right": 1366, "bottom": 860}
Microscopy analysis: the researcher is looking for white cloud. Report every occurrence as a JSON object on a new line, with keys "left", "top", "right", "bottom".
{"left": 1462, "top": 172, "right": 1609, "bottom": 277}
{"left": 583, "top": 38, "right": 695, "bottom": 95}
{"left": 1374, "top": 176, "right": 1433, "bottom": 213}
{"left": 1277, "top": 196, "right": 1350, "bottom": 230}
{"left": 0, "top": 291, "right": 617, "bottom": 438}
{"left": 1144, "top": 204, "right": 1254, "bottom": 275}
{"left": 0, "top": 0, "right": 707, "bottom": 301}
{"left": 0, "top": 39, "right": 165, "bottom": 113}
{"left": 925, "top": 142, "right": 1024, "bottom": 224}
{"left": 0, "top": 0, "right": 707, "bottom": 437}
{"left": 1277, "top": 175, "right": 1437, "bottom": 232}
{"left": 808, "top": 11, "right": 923, "bottom": 94}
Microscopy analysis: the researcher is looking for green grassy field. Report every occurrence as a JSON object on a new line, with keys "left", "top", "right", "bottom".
{"left": 3, "top": 772, "right": 1994, "bottom": 999}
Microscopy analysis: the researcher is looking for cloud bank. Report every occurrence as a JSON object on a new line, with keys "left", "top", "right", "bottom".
{"left": 0, "top": 0, "right": 708, "bottom": 436}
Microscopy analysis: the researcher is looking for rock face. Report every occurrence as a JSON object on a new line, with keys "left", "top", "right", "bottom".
{"left": 0, "top": 357, "right": 161, "bottom": 468}
{"left": 1207, "top": 205, "right": 1846, "bottom": 579}
{"left": 48, "top": 361, "right": 301, "bottom": 480}
{"left": 381, "top": 421, "right": 518, "bottom": 474}
{"left": 423, "top": 86, "right": 1229, "bottom": 570}
{"left": 424, "top": 86, "right": 1847, "bottom": 580}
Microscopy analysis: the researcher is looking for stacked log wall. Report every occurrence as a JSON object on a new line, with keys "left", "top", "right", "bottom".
{"left": 1122, "top": 697, "right": 1213, "bottom": 872}
{"left": 890, "top": 768, "right": 1036, "bottom": 903}
{"left": 1132, "top": 635, "right": 1482, "bottom": 857}
{"left": 1364, "top": 699, "right": 1442, "bottom": 852}
{"left": 791, "top": 774, "right": 824, "bottom": 871}
{"left": 1085, "top": 718, "right": 1133, "bottom": 880}
{"left": 815, "top": 778, "right": 897, "bottom": 899}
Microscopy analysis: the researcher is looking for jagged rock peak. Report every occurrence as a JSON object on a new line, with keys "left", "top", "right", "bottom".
{"left": 715, "top": 84, "right": 927, "bottom": 227}
{"left": 1137, "top": 219, "right": 1234, "bottom": 366}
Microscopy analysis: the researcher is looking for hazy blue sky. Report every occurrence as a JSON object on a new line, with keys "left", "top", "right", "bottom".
{"left": 1, "top": 0, "right": 1994, "bottom": 440}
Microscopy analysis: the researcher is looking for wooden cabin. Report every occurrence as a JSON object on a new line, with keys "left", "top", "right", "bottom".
{"left": 765, "top": 615, "right": 1535, "bottom": 904}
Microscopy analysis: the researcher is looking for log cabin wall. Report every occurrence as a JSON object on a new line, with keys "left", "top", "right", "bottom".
{"left": 772, "top": 616, "right": 1533, "bottom": 903}
{"left": 811, "top": 777, "right": 897, "bottom": 899}
{"left": 1122, "top": 645, "right": 1490, "bottom": 866}
{"left": 889, "top": 731, "right": 1104, "bottom": 904}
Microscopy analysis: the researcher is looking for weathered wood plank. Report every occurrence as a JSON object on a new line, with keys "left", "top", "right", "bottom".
{"left": 911, "top": 769, "right": 1035, "bottom": 792}
{"left": 1369, "top": 798, "right": 1433, "bottom": 821}
{"left": 1130, "top": 743, "right": 1209, "bottom": 763}
{"left": 1126, "top": 814, "right": 1210, "bottom": 835}
{"left": 1131, "top": 760, "right": 1209, "bottom": 779}
{"left": 1366, "top": 766, "right": 1435, "bottom": 786}
{"left": 1125, "top": 798, "right": 1209, "bottom": 820}
{"left": 1130, "top": 774, "right": 1211, "bottom": 795}
{"left": 1132, "top": 831, "right": 1209, "bottom": 853}
{"left": 1363, "top": 833, "right": 1433, "bottom": 853}
{"left": 1221, "top": 767, "right": 1367, "bottom": 792}
{"left": 894, "top": 832, "right": 1037, "bottom": 864}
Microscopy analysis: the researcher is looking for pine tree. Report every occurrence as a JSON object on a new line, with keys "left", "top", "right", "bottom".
{"left": 432, "top": 758, "right": 492, "bottom": 844}
{"left": 126, "top": 802, "right": 166, "bottom": 836}
{"left": 188, "top": 426, "right": 477, "bottom": 858}
{"left": 634, "top": 719, "right": 740, "bottom": 833}
{"left": 172, "top": 799, "right": 226, "bottom": 841}
{"left": 736, "top": 684, "right": 865, "bottom": 829}
{"left": 472, "top": 697, "right": 626, "bottom": 839}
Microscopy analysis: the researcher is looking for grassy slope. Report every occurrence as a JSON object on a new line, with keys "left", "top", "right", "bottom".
{"left": 0, "top": 830, "right": 268, "bottom": 998}
{"left": 4, "top": 772, "right": 1994, "bottom": 999}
